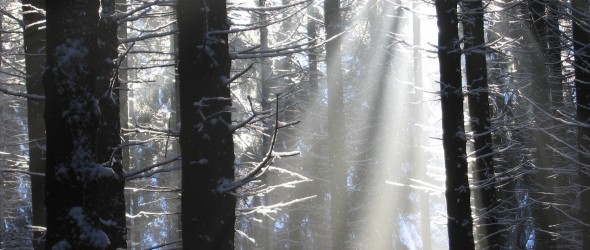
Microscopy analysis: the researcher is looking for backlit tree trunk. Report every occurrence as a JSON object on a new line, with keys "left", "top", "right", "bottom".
{"left": 177, "top": 0, "right": 236, "bottom": 248}
{"left": 21, "top": 1, "right": 46, "bottom": 248}
{"left": 461, "top": 0, "right": 498, "bottom": 248}
{"left": 95, "top": 0, "right": 126, "bottom": 248}
{"left": 435, "top": 0, "right": 475, "bottom": 248}
{"left": 44, "top": 0, "right": 111, "bottom": 248}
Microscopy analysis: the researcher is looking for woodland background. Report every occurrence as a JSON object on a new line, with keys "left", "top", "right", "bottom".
{"left": 1, "top": 0, "right": 590, "bottom": 249}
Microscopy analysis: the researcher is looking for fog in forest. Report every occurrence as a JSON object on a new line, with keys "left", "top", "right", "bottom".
{"left": 2, "top": 0, "right": 590, "bottom": 249}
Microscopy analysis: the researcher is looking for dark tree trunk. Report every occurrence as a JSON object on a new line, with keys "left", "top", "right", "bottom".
{"left": 44, "top": 0, "right": 109, "bottom": 249}
{"left": 21, "top": 1, "right": 46, "bottom": 248}
{"left": 177, "top": 0, "right": 236, "bottom": 248}
{"left": 461, "top": 0, "right": 499, "bottom": 248}
{"left": 95, "top": 0, "right": 127, "bottom": 248}
{"left": 324, "top": 0, "right": 347, "bottom": 249}
{"left": 435, "top": 0, "right": 475, "bottom": 249}
{"left": 573, "top": 0, "right": 590, "bottom": 247}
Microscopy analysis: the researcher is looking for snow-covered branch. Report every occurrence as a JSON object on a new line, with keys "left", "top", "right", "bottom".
{"left": 124, "top": 155, "right": 181, "bottom": 180}
{"left": 0, "top": 86, "right": 44, "bottom": 100}
{"left": 225, "top": 63, "right": 254, "bottom": 86}
{"left": 0, "top": 169, "right": 45, "bottom": 177}
{"left": 217, "top": 95, "right": 283, "bottom": 193}
{"left": 119, "top": 30, "right": 177, "bottom": 44}
{"left": 230, "top": 0, "right": 311, "bottom": 12}
{"left": 229, "top": 96, "right": 271, "bottom": 133}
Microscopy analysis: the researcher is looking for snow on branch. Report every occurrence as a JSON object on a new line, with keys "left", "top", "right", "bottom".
{"left": 0, "top": 86, "right": 45, "bottom": 100}
{"left": 0, "top": 9, "right": 24, "bottom": 28}
{"left": 229, "top": 96, "right": 272, "bottom": 133}
{"left": 115, "top": 0, "right": 160, "bottom": 23}
{"left": 229, "top": 0, "right": 311, "bottom": 12}
{"left": 224, "top": 63, "right": 254, "bottom": 86}
{"left": 232, "top": 40, "right": 319, "bottom": 59}
{"left": 0, "top": 169, "right": 45, "bottom": 177}
{"left": 217, "top": 94, "right": 285, "bottom": 193}
{"left": 126, "top": 210, "right": 179, "bottom": 219}
{"left": 124, "top": 155, "right": 181, "bottom": 180}
{"left": 209, "top": 0, "right": 311, "bottom": 35}
{"left": 125, "top": 166, "right": 180, "bottom": 181}
{"left": 237, "top": 195, "right": 316, "bottom": 216}
{"left": 119, "top": 30, "right": 177, "bottom": 44}
{"left": 122, "top": 124, "right": 179, "bottom": 137}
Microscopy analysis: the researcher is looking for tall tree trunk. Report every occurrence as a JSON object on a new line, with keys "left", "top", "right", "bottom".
{"left": 461, "top": 0, "right": 499, "bottom": 248}
{"left": 177, "top": 0, "right": 236, "bottom": 248}
{"left": 573, "top": 0, "right": 590, "bottom": 247}
{"left": 324, "top": 0, "right": 347, "bottom": 248}
{"left": 21, "top": 1, "right": 46, "bottom": 248}
{"left": 435, "top": 0, "right": 475, "bottom": 248}
{"left": 44, "top": 0, "right": 110, "bottom": 248}
{"left": 95, "top": 0, "right": 126, "bottom": 248}
{"left": 116, "top": 0, "right": 133, "bottom": 247}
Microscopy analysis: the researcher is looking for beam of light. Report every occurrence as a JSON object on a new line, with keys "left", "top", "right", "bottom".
{"left": 336, "top": 0, "right": 449, "bottom": 249}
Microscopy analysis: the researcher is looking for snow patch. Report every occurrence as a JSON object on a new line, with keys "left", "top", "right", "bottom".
{"left": 51, "top": 240, "right": 72, "bottom": 250}
{"left": 68, "top": 207, "right": 110, "bottom": 249}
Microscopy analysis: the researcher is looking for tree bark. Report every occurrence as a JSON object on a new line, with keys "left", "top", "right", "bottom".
{"left": 324, "top": 0, "right": 348, "bottom": 248}
{"left": 177, "top": 0, "right": 236, "bottom": 248}
{"left": 435, "top": 0, "right": 475, "bottom": 248}
{"left": 21, "top": 1, "right": 46, "bottom": 248}
{"left": 95, "top": 0, "right": 126, "bottom": 248}
{"left": 461, "top": 0, "right": 499, "bottom": 248}
{"left": 44, "top": 0, "right": 110, "bottom": 248}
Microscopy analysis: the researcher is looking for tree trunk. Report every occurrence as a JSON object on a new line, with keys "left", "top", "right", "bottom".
{"left": 573, "top": 0, "right": 590, "bottom": 247}
{"left": 44, "top": 0, "right": 110, "bottom": 248}
{"left": 177, "top": 0, "right": 236, "bottom": 248}
{"left": 461, "top": 0, "right": 499, "bottom": 248}
{"left": 324, "top": 0, "right": 347, "bottom": 248}
{"left": 435, "top": 0, "right": 475, "bottom": 248}
{"left": 116, "top": 0, "right": 133, "bottom": 247}
{"left": 21, "top": 1, "right": 46, "bottom": 248}
{"left": 95, "top": 0, "right": 126, "bottom": 248}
